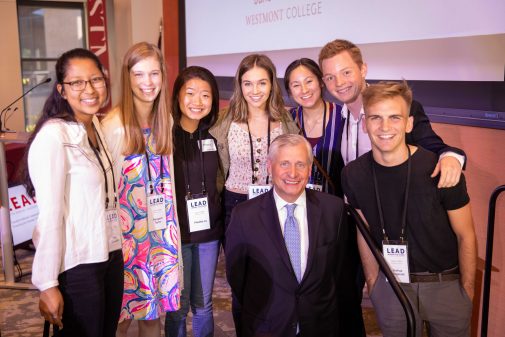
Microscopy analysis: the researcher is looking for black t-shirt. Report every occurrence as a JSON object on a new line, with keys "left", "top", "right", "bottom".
{"left": 173, "top": 125, "right": 223, "bottom": 243}
{"left": 342, "top": 147, "right": 469, "bottom": 273}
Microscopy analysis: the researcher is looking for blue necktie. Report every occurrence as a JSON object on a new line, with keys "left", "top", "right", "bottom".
{"left": 284, "top": 203, "right": 301, "bottom": 282}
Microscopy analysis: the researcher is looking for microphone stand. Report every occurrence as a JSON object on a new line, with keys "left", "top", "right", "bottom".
{"left": 0, "top": 78, "right": 52, "bottom": 133}
{"left": 0, "top": 108, "right": 17, "bottom": 134}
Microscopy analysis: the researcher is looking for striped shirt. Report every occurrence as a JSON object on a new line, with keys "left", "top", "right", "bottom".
{"left": 291, "top": 101, "right": 345, "bottom": 196}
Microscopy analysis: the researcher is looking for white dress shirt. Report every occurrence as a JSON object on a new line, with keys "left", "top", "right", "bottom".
{"left": 28, "top": 117, "right": 117, "bottom": 291}
{"left": 340, "top": 104, "right": 371, "bottom": 165}
{"left": 273, "top": 189, "right": 309, "bottom": 279}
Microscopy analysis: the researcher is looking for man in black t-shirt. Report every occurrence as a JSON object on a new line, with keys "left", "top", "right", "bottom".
{"left": 342, "top": 81, "right": 477, "bottom": 337}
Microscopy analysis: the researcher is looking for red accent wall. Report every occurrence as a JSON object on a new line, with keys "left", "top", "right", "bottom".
{"left": 162, "top": 0, "right": 180, "bottom": 94}
{"left": 87, "top": 0, "right": 111, "bottom": 110}
{"left": 432, "top": 122, "right": 505, "bottom": 336}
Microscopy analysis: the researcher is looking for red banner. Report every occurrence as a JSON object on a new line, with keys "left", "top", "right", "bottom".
{"left": 87, "top": 0, "right": 112, "bottom": 109}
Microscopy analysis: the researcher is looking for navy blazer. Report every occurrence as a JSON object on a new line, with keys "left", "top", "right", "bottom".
{"left": 225, "top": 189, "right": 349, "bottom": 337}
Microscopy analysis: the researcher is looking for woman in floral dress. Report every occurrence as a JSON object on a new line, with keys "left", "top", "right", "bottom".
{"left": 102, "top": 42, "right": 182, "bottom": 337}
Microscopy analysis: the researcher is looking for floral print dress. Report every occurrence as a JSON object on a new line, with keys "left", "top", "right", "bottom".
{"left": 118, "top": 129, "right": 180, "bottom": 321}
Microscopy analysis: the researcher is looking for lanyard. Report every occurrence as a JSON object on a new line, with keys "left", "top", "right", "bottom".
{"left": 297, "top": 101, "right": 327, "bottom": 142}
{"left": 88, "top": 124, "right": 117, "bottom": 208}
{"left": 247, "top": 119, "right": 271, "bottom": 185}
{"left": 371, "top": 146, "right": 412, "bottom": 241}
{"left": 345, "top": 108, "right": 364, "bottom": 163}
{"left": 144, "top": 139, "right": 166, "bottom": 194}
{"left": 297, "top": 101, "right": 328, "bottom": 182}
{"left": 181, "top": 128, "right": 207, "bottom": 197}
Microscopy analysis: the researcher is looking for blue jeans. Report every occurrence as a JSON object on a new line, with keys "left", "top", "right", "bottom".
{"left": 165, "top": 240, "right": 220, "bottom": 337}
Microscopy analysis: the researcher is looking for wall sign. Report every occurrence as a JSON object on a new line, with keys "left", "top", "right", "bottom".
{"left": 8, "top": 185, "right": 38, "bottom": 246}
{"left": 87, "top": 0, "right": 111, "bottom": 110}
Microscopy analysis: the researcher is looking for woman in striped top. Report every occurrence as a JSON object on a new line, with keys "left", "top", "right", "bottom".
{"left": 284, "top": 58, "right": 345, "bottom": 196}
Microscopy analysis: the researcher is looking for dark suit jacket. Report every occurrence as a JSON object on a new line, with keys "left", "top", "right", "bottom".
{"left": 225, "top": 189, "right": 349, "bottom": 337}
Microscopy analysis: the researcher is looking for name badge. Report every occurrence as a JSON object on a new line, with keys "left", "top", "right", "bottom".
{"left": 248, "top": 185, "right": 271, "bottom": 199}
{"left": 147, "top": 193, "right": 167, "bottom": 232}
{"left": 160, "top": 177, "right": 171, "bottom": 189}
{"left": 186, "top": 194, "right": 211, "bottom": 232}
{"left": 105, "top": 208, "right": 122, "bottom": 251}
{"left": 382, "top": 240, "right": 410, "bottom": 283}
{"left": 306, "top": 183, "right": 322, "bottom": 191}
{"left": 199, "top": 139, "right": 217, "bottom": 152}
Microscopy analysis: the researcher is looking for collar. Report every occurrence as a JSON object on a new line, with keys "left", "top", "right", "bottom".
{"left": 340, "top": 104, "right": 365, "bottom": 122}
{"left": 273, "top": 188, "right": 307, "bottom": 212}
{"left": 340, "top": 82, "right": 369, "bottom": 120}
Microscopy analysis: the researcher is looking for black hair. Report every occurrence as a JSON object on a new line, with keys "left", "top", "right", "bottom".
{"left": 171, "top": 65, "right": 220, "bottom": 130}
{"left": 20, "top": 48, "right": 107, "bottom": 197}
{"left": 283, "top": 58, "right": 323, "bottom": 95}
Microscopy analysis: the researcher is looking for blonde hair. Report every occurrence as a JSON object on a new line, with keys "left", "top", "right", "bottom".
{"left": 318, "top": 39, "right": 364, "bottom": 69}
{"left": 362, "top": 81, "right": 413, "bottom": 113}
{"left": 228, "top": 54, "right": 287, "bottom": 122}
{"left": 119, "top": 42, "right": 172, "bottom": 155}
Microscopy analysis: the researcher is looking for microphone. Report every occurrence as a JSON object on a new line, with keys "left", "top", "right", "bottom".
{"left": 0, "top": 78, "right": 52, "bottom": 132}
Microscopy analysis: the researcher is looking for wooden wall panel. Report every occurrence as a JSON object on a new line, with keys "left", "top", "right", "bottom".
{"left": 433, "top": 122, "right": 505, "bottom": 335}
{"left": 162, "top": 0, "right": 180, "bottom": 94}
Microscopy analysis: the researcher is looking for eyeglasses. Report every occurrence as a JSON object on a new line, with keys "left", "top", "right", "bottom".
{"left": 62, "top": 77, "right": 106, "bottom": 91}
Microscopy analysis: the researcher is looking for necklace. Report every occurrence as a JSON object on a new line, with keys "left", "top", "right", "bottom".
{"left": 304, "top": 117, "right": 322, "bottom": 135}
{"left": 301, "top": 99, "right": 326, "bottom": 137}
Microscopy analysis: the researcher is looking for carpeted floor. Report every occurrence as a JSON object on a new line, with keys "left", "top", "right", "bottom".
{"left": 0, "top": 247, "right": 382, "bottom": 337}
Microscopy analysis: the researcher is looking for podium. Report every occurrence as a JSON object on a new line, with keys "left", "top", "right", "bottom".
{"left": 0, "top": 131, "right": 35, "bottom": 289}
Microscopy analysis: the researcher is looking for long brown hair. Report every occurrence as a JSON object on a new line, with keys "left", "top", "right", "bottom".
{"left": 119, "top": 42, "right": 172, "bottom": 155}
{"left": 228, "top": 54, "right": 286, "bottom": 123}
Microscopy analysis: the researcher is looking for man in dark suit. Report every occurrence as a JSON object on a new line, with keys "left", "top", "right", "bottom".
{"left": 225, "top": 134, "right": 349, "bottom": 337}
